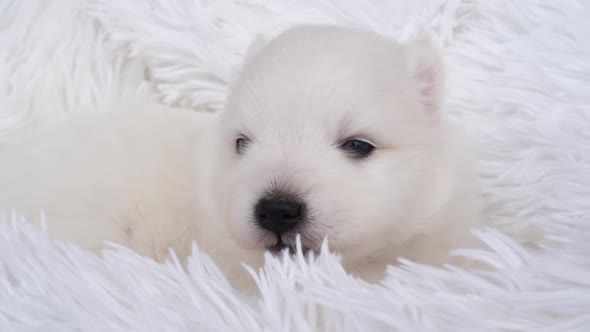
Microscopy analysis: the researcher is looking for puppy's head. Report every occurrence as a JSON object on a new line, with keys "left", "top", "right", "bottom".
{"left": 214, "top": 25, "right": 448, "bottom": 264}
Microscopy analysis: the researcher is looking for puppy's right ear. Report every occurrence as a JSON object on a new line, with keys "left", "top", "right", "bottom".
{"left": 244, "top": 34, "right": 267, "bottom": 60}
{"left": 404, "top": 35, "right": 445, "bottom": 114}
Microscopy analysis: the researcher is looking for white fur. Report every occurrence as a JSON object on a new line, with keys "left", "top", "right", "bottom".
{"left": 0, "top": 25, "right": 482, "bottom": 289}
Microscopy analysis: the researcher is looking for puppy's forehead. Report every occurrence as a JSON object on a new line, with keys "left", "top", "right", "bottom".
{"left": 226, "top": 27, "right": 410, "bottom": 129}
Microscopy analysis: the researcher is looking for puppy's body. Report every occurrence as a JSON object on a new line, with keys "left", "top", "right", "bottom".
{"left": 1, "top": 107, "right": 205, "bottom": 261}
{"left": 0, "top": 25, "right": 483, "bottom": 288}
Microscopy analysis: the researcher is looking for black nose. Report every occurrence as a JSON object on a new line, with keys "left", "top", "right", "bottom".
{"left": 254, "top": 197, "right": 304, "bottom": 235}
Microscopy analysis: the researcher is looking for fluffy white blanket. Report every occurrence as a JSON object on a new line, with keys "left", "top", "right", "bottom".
{"left": 1, "top": 0, "right": 589, "bottom": 331}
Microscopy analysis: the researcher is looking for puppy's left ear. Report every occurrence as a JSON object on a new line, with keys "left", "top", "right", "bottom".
{"left": 404, "top": 36, "right": 445, "bottom": 114}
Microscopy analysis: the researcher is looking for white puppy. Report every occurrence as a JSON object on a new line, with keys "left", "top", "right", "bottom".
{"left": 0, "top": 25, "right": 483, "bottom": 288}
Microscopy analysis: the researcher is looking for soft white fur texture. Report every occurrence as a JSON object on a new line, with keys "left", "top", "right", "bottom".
{"left": 1, "top": 0, "right": 590, "bottom": 331}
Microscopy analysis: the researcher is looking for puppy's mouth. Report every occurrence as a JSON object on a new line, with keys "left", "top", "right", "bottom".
{"left": 263, "top": 235, "right": 316, "bottom": 256}
{"left": 267, "top": 241, "right": 295, "bottom": 254}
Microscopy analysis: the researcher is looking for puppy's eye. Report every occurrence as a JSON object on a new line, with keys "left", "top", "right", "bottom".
{"left": 235, "top": 136, "right": 250, "bottom": 155}
{"left": 340, "top": 139, "right": 375, "bottom": 158}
